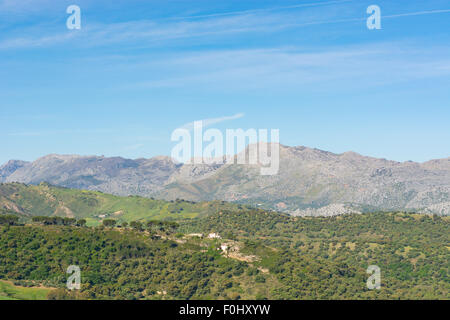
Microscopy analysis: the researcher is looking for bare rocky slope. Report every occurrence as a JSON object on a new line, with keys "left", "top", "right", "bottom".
{"left": 1, "top": 154, "right": 180, "bottom": 196}
{"left": 1, "top": 145, "right": 449, "bottom": 215}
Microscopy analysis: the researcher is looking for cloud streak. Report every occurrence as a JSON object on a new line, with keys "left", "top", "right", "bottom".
{"left": 1, "top": 3, "right": 450, "bottom": 51}
{"left": 180, "top": 113, "right": 245, "bottom": 131}
{"left": 167, "top": 0, "right": 353, "bottom": 20}
{"left": 384, "top": 8, "right": 450, "bottom": 19}
{"left": 132, "top": 43, "right": 450, "bottom": 92}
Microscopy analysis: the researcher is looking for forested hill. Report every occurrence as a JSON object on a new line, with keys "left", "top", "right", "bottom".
{"left": 0, "top": 208, "right": 448, "bottom": 300}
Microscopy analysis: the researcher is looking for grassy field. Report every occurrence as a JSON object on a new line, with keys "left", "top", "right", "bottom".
{"left": 0, "top": 182, "right": 244, "bottom": 225}
{"left": 0, "top": 280, "right": 51, "bottom": 300}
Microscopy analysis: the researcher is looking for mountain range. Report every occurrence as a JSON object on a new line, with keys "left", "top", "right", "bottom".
{"left": 1, "top": 144, "right": 449, "bottom": 216}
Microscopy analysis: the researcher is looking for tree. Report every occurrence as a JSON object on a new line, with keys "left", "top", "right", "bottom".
{"left": 63, "top": 218, "right": 77, "bottom": 226}
{"left": 130, "top": 221, "right": 143, "bottom": 231}
{"left": 0, "top": 215, "right": 19, "bottom": 225}
{"left": 146, "top": 221, "right": 155, "bottom": 230}
{"left": 103, "top": 219, "right": 117, "bottom": 228}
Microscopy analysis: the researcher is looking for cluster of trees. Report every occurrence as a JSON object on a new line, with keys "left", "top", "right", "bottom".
{"left": 31, "top": 216, "right": 86, "bottom": 226}
{"left": 102, "top": 219, "right": 179, "bottom": 235}
{"left": 102, "top": 219, "right": 117, "bottom": 227}
{"left": 0, "top": 215, "right": 19, "bottom": 225}
{"left": 147, "top": 220, "right": 179, "bottom": 232}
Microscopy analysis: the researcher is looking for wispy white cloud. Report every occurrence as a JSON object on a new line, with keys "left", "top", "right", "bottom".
{"left": 6, "top": 128, "right": 114, "bottom": 137}
{"left": 268, "top": 7, "right": 450, "bottom": 30}
{"left": 7, "top": 131, "right": 44, "bottom": 137}
{"left": 0, "top": 13, "right": 274, "bottom": 50}
{"left": 0, "top": 32, "right": 77, "bottom": 49}
{"left": 384, "top": 8, "right": 450, "bottom": 19}
{"left": 167, "top": 0, "right": 354, "bottom": 20}
{"left": 180, "top": 113, "right": 245, "bottom": 131}
{"left": 1, "top": 3, "right": 450, "bottom": 51}
{"left": 131, "top": 44, "right": 450, "bottom": 91}
{"left": 0, "top": 0, "right": 51, "bottom": 12}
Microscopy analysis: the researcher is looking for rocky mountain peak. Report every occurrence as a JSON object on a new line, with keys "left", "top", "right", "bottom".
{"left": 0, "top": 160, "right": 29, "bottom": 181}
{"left": 1, "top": 145, "right": 449, "bottom": 215}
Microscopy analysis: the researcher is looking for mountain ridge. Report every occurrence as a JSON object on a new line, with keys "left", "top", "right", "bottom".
{"left": 1, "top": 144, "right": 449, "bottom": 215}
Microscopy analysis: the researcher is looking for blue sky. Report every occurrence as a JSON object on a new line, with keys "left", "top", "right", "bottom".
{"left": 0, "top": 0, "right": 449, "bottom": 164}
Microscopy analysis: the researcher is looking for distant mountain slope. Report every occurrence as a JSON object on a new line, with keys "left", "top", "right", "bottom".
{"left": 2, "top": 154, "right": 180, "bottom": 196}
{"left": 157, "top": 145, "right": 450, "bottom": 215}
{"left": 0, "top": 182, "right": 242, "bottom": 225}
{"left": 1, "top": 145, "right": 449, "bottom": 215}
{"left": 0, "top": 160, "right": 29, "bottom": 181}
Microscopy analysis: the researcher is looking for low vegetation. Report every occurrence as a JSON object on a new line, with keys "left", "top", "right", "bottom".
{"left": 0, "top": 205, "right": 448, "bottom": 300}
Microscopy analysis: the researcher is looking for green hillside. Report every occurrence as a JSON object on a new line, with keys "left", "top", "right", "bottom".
{"left": 0, "top": 182, "right": 244, "bottom": 226}
{"left": 0, "top": 208, "right": 448, "bottom": 300}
